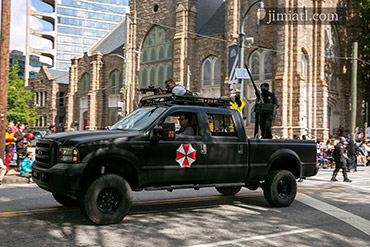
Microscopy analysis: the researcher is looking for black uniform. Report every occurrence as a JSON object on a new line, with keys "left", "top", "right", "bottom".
{"left": 331, "top": 141, "right": 351, "bottom": 182}
{"left": 260, "top": 90, "right": 279, "bottom": 139}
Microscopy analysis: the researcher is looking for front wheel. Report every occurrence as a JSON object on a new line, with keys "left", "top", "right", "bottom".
{"left": 80, "top": 174, "right": 132, "bottom": 225}
{"left": 216, "top": 186, "right": 242, "bottom": 196}
{"left": 263, "top": 169, "right": 297, "bottom": 207}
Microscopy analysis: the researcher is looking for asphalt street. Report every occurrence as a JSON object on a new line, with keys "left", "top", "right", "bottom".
{"left": 0, "top": 166, "right": 369, "bottom": 247}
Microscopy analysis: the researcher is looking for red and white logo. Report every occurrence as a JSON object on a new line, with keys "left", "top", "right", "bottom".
{"left": 176, "top": 144, "right": 196, "bottom": 168}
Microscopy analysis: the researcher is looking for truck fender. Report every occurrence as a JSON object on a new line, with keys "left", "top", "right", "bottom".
{"left": 80, "top": 147, "right": 143, "bottom": 185}
{"left": 81, "top": 147, "right": 141, "bottom": 167}
{"left": 267, "top": 148, "right": 302, "bottom": 178}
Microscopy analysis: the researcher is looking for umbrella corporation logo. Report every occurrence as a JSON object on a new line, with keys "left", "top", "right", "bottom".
{"left": 176, "top": 144, "right": 197, "bottom": 168}
{"left": 260, "top": 8, "right": 346, "bottom": 25}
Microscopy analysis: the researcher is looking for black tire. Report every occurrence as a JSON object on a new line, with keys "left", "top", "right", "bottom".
{"left": 263, "top": 169, "right": 297, "bottom": 207}
{"left": 80, "top": 174, "right": 132, "bottom": 225}
{"left": 52, "top": 193, "right": 79, "bottom": 206}
{"left": 216, "top": 186, "right": 242, "bottom": 196}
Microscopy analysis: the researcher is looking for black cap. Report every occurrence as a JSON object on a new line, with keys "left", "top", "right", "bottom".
{"left": 261, "top": 83, "right": 270, "bottom": 88}
{"left": 23, "top": 122, "right": 28, "bottom": 125}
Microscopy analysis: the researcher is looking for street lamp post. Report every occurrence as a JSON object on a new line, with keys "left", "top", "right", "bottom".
{"left": 238, "top": 0, "right": 265, "bottom": 101}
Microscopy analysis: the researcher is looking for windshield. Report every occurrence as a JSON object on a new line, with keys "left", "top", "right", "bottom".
{"left": 110, "top": 107, "right": 165, "bottom": 130}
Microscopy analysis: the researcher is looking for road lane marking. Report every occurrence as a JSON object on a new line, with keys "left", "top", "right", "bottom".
{"left": 0, "top": 188, "right": 345, "bottom": 218}
{"left": 189, "top": 229, "right": 314, "bottom": 247}
{"left": 296, "top": 193, "right": 370, "bottom": 237}
{"left": 0, "top": 207, "right": 78, "bottom": 217}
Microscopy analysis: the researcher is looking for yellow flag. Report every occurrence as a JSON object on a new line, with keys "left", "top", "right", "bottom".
{"left": 232, "top": 98, "right": 245, "bottom": 112}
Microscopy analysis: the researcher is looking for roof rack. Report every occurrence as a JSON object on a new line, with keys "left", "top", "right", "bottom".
{"left": 140, "top": 94, "right": 232, "bottom": 108}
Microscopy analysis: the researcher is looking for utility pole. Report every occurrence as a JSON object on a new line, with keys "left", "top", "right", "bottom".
{"left": 0, "top": 0, "right": 11, "bottom": 159}
{"left": 350, "top": 42, "right": 358, "bottom": 142}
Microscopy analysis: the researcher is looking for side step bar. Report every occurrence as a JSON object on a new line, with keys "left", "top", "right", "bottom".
{"left": 145, "top": 182, "right": 246, "bottom": 192}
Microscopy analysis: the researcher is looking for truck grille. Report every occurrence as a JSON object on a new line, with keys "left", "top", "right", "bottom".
{"left": 35, "top": 140, "right": 58, "bottom": 168}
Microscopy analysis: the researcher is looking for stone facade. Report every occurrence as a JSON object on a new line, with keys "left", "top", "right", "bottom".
{"left": 66, "top": 51, "right": 125, "bottom": 131}
{"left": 34, "top": 0, "right": 361, "bottom": 140}
{"left": 28, "top": 67, "right": 69, "bottom": 132}
{"left": 125, "top": 0, "right": 361, "bottom": 140}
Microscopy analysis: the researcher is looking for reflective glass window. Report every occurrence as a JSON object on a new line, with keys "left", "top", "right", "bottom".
{"left": 84, "top": 38, "right": 98, "bottom": 45}
{"left": 58, "top": 17, "right": 82, "bottom": 26}
{"left": 57, "top": 53, "right": 77, "bottom": 61}
{"left": 58, "top": 25, "right": 82, "bottom": 35}
{"left": 84, "top": 29, "right": 108, "bottom": 38}
{"left": 57, "top": 35, "right": 82, "bottom": 44}
{"left": 57, "top": 44, "right": 82, "bottom": 53}
{"left": 56, "top": 62, "right": 71, "bottom": 70}
{"left": 85, "top": 20, "right": 109, "bottom": 30}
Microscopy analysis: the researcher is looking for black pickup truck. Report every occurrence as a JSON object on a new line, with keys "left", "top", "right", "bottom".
{"left": 32, "top": 95, "right": 318, "bottom": 225}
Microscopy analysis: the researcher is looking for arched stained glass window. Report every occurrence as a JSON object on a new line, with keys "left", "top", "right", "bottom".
{"left": 201, "top": 56, "right": 220, "bottom": 87}
{"left": 109, "top": 70, "right": 122, "bottom": 95}
{"left": 140, "top": 26, "right": 173, "bottom": 87}
{"left": 251, "top": 52, "right": 260, "bottom": 81}
{"left": 140, "top": 68, "right": 148, "bottom": 87}
{"left": 263, "top": 52, "right": 272, "bottom": 80}
{"left": 81, "top": 73, "right": 90, "bottom": 96}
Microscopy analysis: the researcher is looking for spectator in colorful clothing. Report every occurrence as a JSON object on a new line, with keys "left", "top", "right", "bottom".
{"left": 14, "top": 124, "right": 26, "bottom": 172}
{"left": 20, "top": 152, "right": 34, "bottom": 183}
{"left": 5, "top": 122, "right": 16, "bottom": 173}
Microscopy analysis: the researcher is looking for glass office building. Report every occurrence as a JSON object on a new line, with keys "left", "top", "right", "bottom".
{"left": 26, "top": 0, "right": 129, "bottom": 75}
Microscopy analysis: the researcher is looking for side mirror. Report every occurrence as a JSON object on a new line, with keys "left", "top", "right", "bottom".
{"left": 161, "top": 122, "right": 176, "bottom": 141}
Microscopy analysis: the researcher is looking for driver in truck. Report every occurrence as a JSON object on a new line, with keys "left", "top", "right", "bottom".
{"left": 177, "top": 114, "right": 195, "bottom": 136}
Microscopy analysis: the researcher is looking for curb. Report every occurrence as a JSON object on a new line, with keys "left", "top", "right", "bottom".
{"left": 1, "top": 175, "right": 29, "bottom": 184}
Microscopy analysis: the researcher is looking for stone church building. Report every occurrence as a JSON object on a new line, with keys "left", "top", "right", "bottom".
{"left": 31, "top": 0, "right": 362, "bottom": 140}
{"left": 124, "top": 0, "right": 360, "bottom": 140}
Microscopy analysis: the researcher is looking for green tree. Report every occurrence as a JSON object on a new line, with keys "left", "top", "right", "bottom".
{"left": 358, "top": 0, "right": 370, "bottom": 123}
{"left": 7, "top": 64, "right": 38, "bottom": 124}
{"left": 358, "top": 0, "right": 370, "bottom": 55}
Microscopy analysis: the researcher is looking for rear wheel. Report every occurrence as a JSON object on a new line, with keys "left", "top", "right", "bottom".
{"left": 263, "top": 169, "right": 297, "bottom": 207}
{"left": 52, "top": 193, "right": 79, "bottom": 206}
{"left": 216, "top": 186, "right": 242, "bottom": 196}
{"left": 80, "top": 174, "right": 132, "bottom": 225}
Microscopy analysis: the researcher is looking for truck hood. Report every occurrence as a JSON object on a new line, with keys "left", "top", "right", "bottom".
{"left": 42, "top": 130, "right": 143, "bottom": 146}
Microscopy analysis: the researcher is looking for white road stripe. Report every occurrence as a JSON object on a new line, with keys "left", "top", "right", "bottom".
{"left": 189, "top": 229, "right": 313, "bottom": 247}
{"left": 296, "top": 193, "right": 370, "bottom": 236}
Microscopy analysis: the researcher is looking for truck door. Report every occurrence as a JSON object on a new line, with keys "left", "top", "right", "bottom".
{"left": 145, "top": 109, "right": 208, "bottom": 185}
{"left": 204, "top": 110, "right": 248, "bottom": 182}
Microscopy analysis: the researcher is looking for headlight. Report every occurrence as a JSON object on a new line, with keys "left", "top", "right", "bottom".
{"left": 60, "top": 147, "right": 78, "bottom": 163}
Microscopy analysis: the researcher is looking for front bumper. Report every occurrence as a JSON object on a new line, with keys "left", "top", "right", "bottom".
{"left": 32, "top": 161, "right": 88, "bottom": 196}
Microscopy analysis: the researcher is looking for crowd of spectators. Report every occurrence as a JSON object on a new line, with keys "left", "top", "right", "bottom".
{"left": 316, "top": 137, "right": 370, "bottom": 171}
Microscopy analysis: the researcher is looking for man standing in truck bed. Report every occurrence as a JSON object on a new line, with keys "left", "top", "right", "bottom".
{"left": 159, "top": 78, "right": 193, "bottom": 96}
{"left": 260, "top": 83, "right": 279, "bottom": 139}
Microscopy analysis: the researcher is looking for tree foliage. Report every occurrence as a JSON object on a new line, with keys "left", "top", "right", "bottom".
{"left": 358, "top": 0, "right": 370, "bottom": 55}
{"left": 358, "top": 0, "right": 370, "bottom": 121}
{"left": 7, "top": 64, "right": 38, "bottom": 124}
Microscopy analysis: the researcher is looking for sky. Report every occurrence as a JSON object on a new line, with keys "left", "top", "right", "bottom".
{"left": 0, "top": 0, "right": 53, "bottom": 63}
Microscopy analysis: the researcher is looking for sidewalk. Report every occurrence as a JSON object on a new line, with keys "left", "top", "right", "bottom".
{"left": 2, "top": 172, "right": 29, "bottom": 184}
{"left": 1, "top": 162, "right": 29, "bottom": 185}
